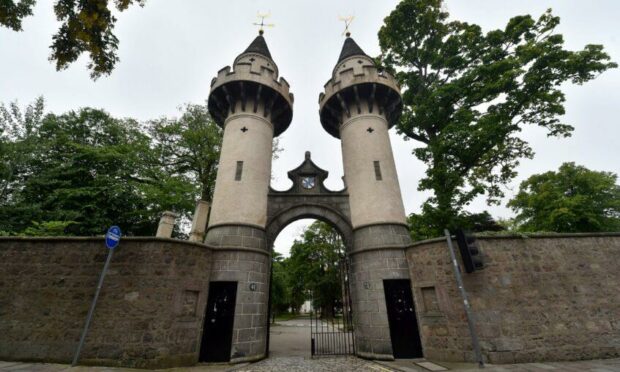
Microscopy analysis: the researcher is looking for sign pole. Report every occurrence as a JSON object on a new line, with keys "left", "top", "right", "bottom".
{"left": 72, "top": 226, "right": 121, "bottom": 366}
{"left": 444, "top": 229, "right": 485, "bottom": 368}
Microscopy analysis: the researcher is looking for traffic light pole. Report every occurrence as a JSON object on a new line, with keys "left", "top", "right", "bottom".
{"left": 444, "top": 229, "right": 485, "bottom": 368}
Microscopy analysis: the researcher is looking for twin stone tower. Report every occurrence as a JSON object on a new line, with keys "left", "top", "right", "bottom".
{"left": 202, "top": 32, "right": 413, "bottom": 362}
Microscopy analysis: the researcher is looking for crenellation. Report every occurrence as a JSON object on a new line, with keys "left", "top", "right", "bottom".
{"left": 319, "top": 65, "right": 402, "bottom": 138}
{"left": 216, "top": 66, "right": 232, "bottom": 79}
{"left": 278, "top": 76, "right": 289, "bottom": 88}
{"left": 206, "top": 62, "right": 274, "bottom": 350}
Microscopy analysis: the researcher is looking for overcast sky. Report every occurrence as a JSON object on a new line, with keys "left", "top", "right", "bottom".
{"left": 1, "top": 0, "right": 618, "bottom": 256}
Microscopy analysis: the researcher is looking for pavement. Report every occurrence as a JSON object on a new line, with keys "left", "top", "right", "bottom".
{"left": 268, "top": 317, "right": 312, "bottom": 358}
{"left": 3, "top": 356, "right": 620, "bottom": 372}
{"left": 377, "top": 358, "right": 620, "bottom": 372}
{"left": 1, "top": 318, "right": 620, "bottom": 371}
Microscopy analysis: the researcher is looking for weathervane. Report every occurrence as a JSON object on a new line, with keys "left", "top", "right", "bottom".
{"left": 338, "top": 15, "right": 355, "bottom": 37}
{"left": 253, "top": 11, "right": 275, "bottom": 35}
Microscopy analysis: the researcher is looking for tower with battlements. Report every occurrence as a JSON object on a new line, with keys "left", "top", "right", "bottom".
{"left": 204, "top": 32, "right": 293, "bottom": 363}
{"left": 203, "top": 31, "right": 416, "bottom": 363}
{"left": 319, "top": 36, "right": 413, "bottom": 359}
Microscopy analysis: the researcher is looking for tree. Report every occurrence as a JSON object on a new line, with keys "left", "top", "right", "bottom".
{"left": 378, "top": 0, "right": 617, "bottom": 232}
{"left": 0, "top": 0, "right": 35, "bottom": 31}
{"left": 0, "top": 96, "right": 45, "bottom": 203}
{"left": 287, "top": 221, "right": 345, "bottom": 318}
{"left": 270, "top": 251, "right": 290, "bottom": 322}
{"left": 148, "top": 104, "right": 222, "bottom": 202}
{"left": 508, "top": 163, "right": 620, "bottom": 233}
{"left": 1, "top": 0, "right": 145, "bottom": 79}
{"left": 408, "top": 210, "right": 504, "bottom": 241}
{"left": 0, "top": 107, "right": 196, "bottom": 236}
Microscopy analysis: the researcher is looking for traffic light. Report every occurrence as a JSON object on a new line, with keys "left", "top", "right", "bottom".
{"left": 455, "top": 229, "right": 484, "bottom": 273}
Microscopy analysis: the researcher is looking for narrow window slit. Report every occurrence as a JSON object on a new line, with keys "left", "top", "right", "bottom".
{"left": 235, "top": 161, "right": 243, "bottom": 181}
{"left": 374, "top": 161, "right": 382, "bottom": 181}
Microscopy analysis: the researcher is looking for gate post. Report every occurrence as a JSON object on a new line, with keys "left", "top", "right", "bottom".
{"left": 319, "top": 36, "right": 413, "bottom": 360}
{"left": 204, "top": 31, "right": 294, "bottom": 363}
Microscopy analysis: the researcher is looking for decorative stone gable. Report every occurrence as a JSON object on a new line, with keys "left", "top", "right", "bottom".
{"left": 266, "top": 152, "right": 352, "bottom": 246}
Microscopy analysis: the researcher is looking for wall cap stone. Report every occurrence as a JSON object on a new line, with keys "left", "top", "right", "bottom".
{"left": 408, "top": 231, "right": 620, "bottom": 249}
{"left": 0, "top": 236, "right": 212, "bottom": 250}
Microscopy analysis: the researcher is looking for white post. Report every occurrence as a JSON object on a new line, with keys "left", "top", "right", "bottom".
{"left": 188, "top": 200, "right": 210, "bottom": 242}
{"left": 156, "top": 211, "right": 178, "bottom": 238}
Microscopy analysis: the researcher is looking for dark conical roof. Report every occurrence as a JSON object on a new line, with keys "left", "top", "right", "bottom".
{"left": 242, "top": 34, "right": 272, "bottom": 59}
{"left": 337, "top": 37, "right": 368, "bottom": 63}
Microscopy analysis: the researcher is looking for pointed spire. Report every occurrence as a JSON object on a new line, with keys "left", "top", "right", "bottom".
{"left": 337, "top": 36, "right": 368, "bottom": 63}
{"left": 242, "top": 33, "right": 272, "bottom": 59}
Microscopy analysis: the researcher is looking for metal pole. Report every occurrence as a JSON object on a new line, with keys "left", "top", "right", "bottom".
{"left": 444, "top": 229, "right": 485, "bottom": 368}
{"left": 72, "top": 248, "right": 114, "bottom": 366}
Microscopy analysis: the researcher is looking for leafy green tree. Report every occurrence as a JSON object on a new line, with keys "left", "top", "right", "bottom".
{"left": 287, "top": 221, "right": 345, "bottom": 318}
{"left": 378, "top": 0, "right": 617, "bottom": 232}
{"left": 1, "top": 0, "right": 145, "bottom": 79}
{"left": 21, "top": 220, "right": 76, "bottom": 236}
{"left": 148, "top": 104, "right": 222, "bottom": 202}
{"left": 0, "top": 107, "right": 196, "bottom": 236}
{"left": 0, "top": 97, "right": 45, "bottom": 204}
{"left": 0, "top": 0, "right": 35, "bottom": 31}
{"left": 270, "top": 251, "right": 290, "bottom": 322}
{"left": 508, "top": 163, "right": 620, "bottom": 232}
{"left": 408, "top": 210, "right": 504, "bottom": 241}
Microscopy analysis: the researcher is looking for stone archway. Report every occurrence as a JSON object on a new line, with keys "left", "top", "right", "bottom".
{"left": 202, "top": 33, "right": 418, "bottom": 363}
{"left": 265, "top": 203, "right": 356, "bottom": 358}
{"left": 266, "top": 151, "right": 352, "bottom": 248}
{"left": 265, "top": 152, "right": 355, "bottom": 357}
{"left": 266, "top": 203, "right": 352, "bottom": 249}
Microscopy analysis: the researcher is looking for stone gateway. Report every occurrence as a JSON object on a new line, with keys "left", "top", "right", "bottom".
{"left": 0, "top": 33, "right": 619, "bottom": 369}
{"left": 202, "top": 32, "right": 415, "bottom": 362}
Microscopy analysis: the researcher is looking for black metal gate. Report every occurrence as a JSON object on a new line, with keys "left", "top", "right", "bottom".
{"left": 310, "top": 257, "right": 355, "bottom": 356}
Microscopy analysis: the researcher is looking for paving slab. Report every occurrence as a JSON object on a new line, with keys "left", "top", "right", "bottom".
{"left": 236, "top": 356, "right": 395, "bottom": 372}
{"left": 2, "top": 357, "right": 620, "bottom": 371}
{"left": 269, "top": 320, "right": 312, "bottom": 358}
{"left": 380, "top": 358, "right": 620, "bottom": 372}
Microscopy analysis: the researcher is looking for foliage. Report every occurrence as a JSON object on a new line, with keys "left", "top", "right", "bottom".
{"left": 22, "top": 220, "right": 76, "bottom": 236}
{"left": 51, "top": 0, "right": 146, "bottom": 79}
{"left": 0, "top": 96, "right": 45, "bottom": 203}
{"left": 0, "top": 100, "right": 221, "bottom": 237}
{"left": 0, "top": 98, "right": 287, "bottom": 237}
{"left": 378, "top": 0, "right": 617, "bottom": 230}
{"left": 408, "top": 210, "right": 504, "bottom": 241}
{"left": 1, "top": 108, "right": 159, "bottom": 235}
{"left": 508, "top": 162, "right": 620, "bottom": 233}
{"left": 270, "top": 251, "right": 290, "bottom": 321}
{"left": 148, "top": 104, "right": 222, "bottom": 202}
{"left": 1, "top": 0, "right": 145, "bottom": 79}
{"left": 286, "top": 221, "right": 345, "bottom": 318}
{"left": 0, "top": 0, "right": 35, "bottom": 31}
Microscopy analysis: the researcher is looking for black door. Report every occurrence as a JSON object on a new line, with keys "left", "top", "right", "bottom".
{"left": 199, "top": 281, "right": 238, "bottom": 362}
{"left": 383, "top": 279, "right": 423, "bottom": 358}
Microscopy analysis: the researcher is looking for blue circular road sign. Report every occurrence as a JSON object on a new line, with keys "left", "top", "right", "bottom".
{"left": 105, "top": 226, "right": 122, "bottom": 249}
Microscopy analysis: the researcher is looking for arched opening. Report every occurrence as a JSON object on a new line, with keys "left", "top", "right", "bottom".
{"left": 266, "top": 208, "right": 355, "bottom": 358}
{"left": 265, "top": 204, "right": 353, "bottom": 249}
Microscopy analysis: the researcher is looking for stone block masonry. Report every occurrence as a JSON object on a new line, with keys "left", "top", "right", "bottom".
{"left": 349, "top": 248, "right": 410, "bottom": 360}
{"left": 405, "top": 233, "right": 620, "bottom": 364}
{"left": 2, "top": 233, "right": 619, "bottom": 368}
{"left": 205, "top": 224, "right": 271, "bottom": 363}
{"left": 209, "top": 249, "right": 270, "bottom": 362}
{"left": 0, "top": 237, "right": 212, "bottom": 369}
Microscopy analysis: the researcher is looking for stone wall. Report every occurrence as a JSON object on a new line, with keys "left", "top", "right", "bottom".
{"left": 405, "top": 233, "right": 620, "bottom": 364}
{"left": 0, "top": 237, "right": 212, "bottom": 369}
{"left": 349, "top": 248, "right": 410, "bottom": 360}
{"left": 209, "top": 249, "right": 270, "bottom": 363}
